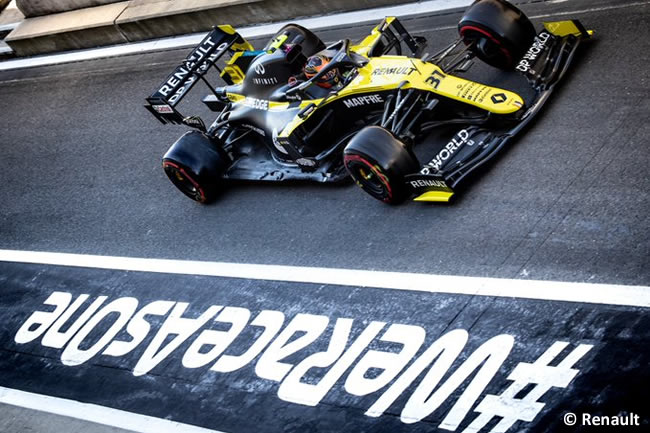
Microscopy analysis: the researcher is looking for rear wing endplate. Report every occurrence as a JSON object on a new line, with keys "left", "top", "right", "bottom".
{"left": 145, "top": 25, "right": 252, "bottom": 125}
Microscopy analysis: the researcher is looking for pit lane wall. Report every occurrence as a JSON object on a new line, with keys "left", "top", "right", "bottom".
{"left": 5, "top": 0, "right": 407, "bottom": 57}
{"left": 15, "top": 0, "right": 123, "bottom": 17}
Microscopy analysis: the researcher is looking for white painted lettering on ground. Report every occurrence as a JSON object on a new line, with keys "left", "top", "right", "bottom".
{"left": 132, "top": 303, "right": 222, "bottom": 376}
{"left": 14, "top": 291, "right": 595, "bottom": 432}
{"left": 61, "top": 297, "right": 139, "bottom": 366}
{"left": 182, "top": 307, "right": 250, "bottom": 369}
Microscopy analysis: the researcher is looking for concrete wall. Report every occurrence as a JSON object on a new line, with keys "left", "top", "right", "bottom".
{"left": 7, "top": 0, "right": 420, "bottom": 56}
{"left": 116, "top": 0, "right": 404, "bottom": 41}
{"left": 16, "top": 0, "right": 123, "bottom": 17}
{"left": 0, "top": 0, "right": 12, "bottom": 13}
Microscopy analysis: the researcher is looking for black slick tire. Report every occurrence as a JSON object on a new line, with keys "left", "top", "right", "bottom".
{"left": 343, "top": 126, "right": 419, "bottom": 204}
{"left": 162, "top": 131, "right": 230, "bottom": 204}
{"left": 458, "top": 0, "right": 536, "bottom": 70}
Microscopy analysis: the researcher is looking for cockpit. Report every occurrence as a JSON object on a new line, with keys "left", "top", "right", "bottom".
{"left": 223, "top": 24, "right": 367, "bottom": 102}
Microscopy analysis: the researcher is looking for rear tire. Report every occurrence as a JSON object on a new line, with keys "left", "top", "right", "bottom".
{"left": 458, "top": 0, "right": 536, "bottom": 70}
{"left": 162, "top": 131, "right": 230, "bottom": 204}
{"left": 163, "top": 160, "right": 216, "bottom": 204}
{"left": 343, "top": 126, "right": 419, "bottom": 204}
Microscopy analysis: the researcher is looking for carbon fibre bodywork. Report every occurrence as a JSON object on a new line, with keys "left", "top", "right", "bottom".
{"left": 146, "top": 6, "right": 592, "bottom": 203}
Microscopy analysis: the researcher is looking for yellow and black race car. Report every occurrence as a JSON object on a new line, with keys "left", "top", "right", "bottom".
{"left": 146, "top": 0, "right": 592, "bottom": 204}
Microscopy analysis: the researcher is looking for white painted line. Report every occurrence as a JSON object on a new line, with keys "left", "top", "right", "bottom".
{"left": 0, "top": 386, "right": 225, "bottom": 433}
{"left": 0, "top": 249, "right": 648, "bottom": 308}
{"left": 530, "top": 0, "right": 650, "bottom": 19}
{"left": 0, "top": 0, "right": 473, "bottom": 71}
{"left": 0, "top": 22, "right": 19, "bottom": 33}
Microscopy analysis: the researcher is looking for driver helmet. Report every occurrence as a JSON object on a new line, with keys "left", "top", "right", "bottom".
{"left": 303, "top": 52, "right": 341, "bottom": 89}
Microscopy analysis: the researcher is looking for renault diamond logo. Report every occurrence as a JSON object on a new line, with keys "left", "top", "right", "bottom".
{"left": 491, "top": 93, "right": 507, "bottom": 104}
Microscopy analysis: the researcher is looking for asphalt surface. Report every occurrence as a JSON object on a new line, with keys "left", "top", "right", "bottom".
{"left": 0, "top": 0, "right": 648, "bottom": 286}
{"left": 2, "top": 263, "right": 648, "bottom": 433}
{"left": 0, "top": 403, "right": 135, "bottom": 433}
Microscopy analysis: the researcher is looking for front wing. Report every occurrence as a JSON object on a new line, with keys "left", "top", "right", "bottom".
{"left": 408, "top": 20, "right": 593, "bottom": 203}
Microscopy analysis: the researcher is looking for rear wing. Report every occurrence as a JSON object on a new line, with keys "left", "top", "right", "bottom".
{"left": 145, "top": 25, "right": 253, "bottom": 125}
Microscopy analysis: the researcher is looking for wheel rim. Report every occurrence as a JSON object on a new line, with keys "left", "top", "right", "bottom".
{"left": 344, "top": 153, "right": 393, "bottom": 202}
{"left": 163, "top": 160, "right": 207, "bottom": 202}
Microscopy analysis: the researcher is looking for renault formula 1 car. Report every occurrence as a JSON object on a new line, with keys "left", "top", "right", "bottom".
{"left": 146, "top": 0, "right": 592, "bottom": 204}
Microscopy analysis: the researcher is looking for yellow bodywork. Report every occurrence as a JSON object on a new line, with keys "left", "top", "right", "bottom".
{"left": 221, "top": 51, "right": 247, "bottom": 84}
{"left": 220, "top": 18, "right": 525, "bottom": 139}
{"left": 543, "top": 20, "right": 594, "bottom": 38}
{"left": 350, "top": 17, "right": 396, "bottom": 56}
{"left": 275, "top": 17, "right": 525, "bottom": 139}
{"left": 276, "top": 56, "right": 523, "bottom": 138}
{"left": 217, "top": 25, "right": 255, "bottom": 51}
{"left": 218, "top": 18, "right": 529, "bottom": 203}
{"left": 352, "top": 57, "right": 523, "bottom": 114}
{"left": 413, "top": 190, "right": 454, "bottom": 203}
{"left": 218, "top": 25, "right": 255, "bottom": 84}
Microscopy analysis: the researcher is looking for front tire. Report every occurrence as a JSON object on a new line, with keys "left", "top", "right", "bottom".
{"left": 458, "top": 0, "right": 536, "bottom": 70}
{"left": 343, "top": 126, "right": 419, "bottom": 204}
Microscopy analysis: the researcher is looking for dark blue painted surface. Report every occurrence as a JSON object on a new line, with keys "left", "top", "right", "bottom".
{"left": 0, "top": 262, "right": 647, "bottom": 432}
